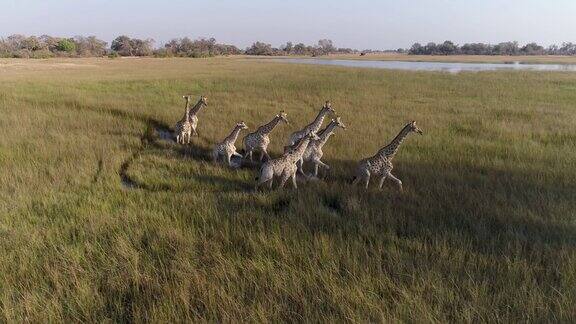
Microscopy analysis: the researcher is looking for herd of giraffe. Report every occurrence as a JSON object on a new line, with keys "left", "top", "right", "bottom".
{"left": 173, "top": 96, "right": 423, "bottom": 191}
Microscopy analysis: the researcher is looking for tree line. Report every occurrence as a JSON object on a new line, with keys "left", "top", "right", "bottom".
{"left": 409, "top": 41, "right": 576, "bottom": 56}
{"left": 6, "top": 34, "right": 575, "bottom": 58}
{"left": 0, "top": 34, "right": 364, "bottom": 58}
{"left": 0, "top": 35, "right": 108, "bottom": 58}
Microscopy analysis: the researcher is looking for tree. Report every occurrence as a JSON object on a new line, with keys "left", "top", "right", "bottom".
{"left": 111, "top": 35, "right": 133, "bottom": 56}
{"left": 111, "top": 36, "right": 153, "bottom": 56}
{"left": 409, "top": 43, "right": 424, "bottom": 55}
{"left": 74, "top": 36, "right": 107, "bottom": 56}
{"left": 57, "top": 39, "right": 76, "bottom": 53}
{"left": 245, "top": 42, "right": 274, "bottom": 56}
{"left": 493, "top": 41, "right": 519, "bottom": 55}
{"left": 281, "top": 42, "right": 293, "bottom": 54}
{"left": 438, "top": 41, "right": 458, "bottom": 55}
{"left": 317, "top": 39, "right": 335, "bottom": 55}
{"left": 424, "top": 42, "right": 438, "bottom": 55}
{"left": 292, "top": 43, "right": 307, "bottom": 55}
{"left": 521, "top": 42, "right": 545, "bottom": 55}
{"left": 131, "top": 38, "right": 154, "bottom": 56}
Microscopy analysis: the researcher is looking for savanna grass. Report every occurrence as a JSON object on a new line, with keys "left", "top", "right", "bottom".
{"left": 0, "top": 57, "right": 575, "bottom": 322}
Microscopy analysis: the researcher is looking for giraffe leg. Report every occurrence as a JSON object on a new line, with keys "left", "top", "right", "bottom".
{"left": 387, "top": 172, "right": 403, "bottom": 192}
{"left": 212, "top": 150, "right": 219, "bottom": 163}
{"left": 225, "top": 153, "right": 232, "bottom": 167}
{"left": 255, "top": 178, "right": 270, "bottom": 191}
{"left": 313, "top": 163, "right": 319, "bottom": 178}
{"left": 297, "top": 159, "right": 308, "bottom": 177}
{"left": 291, "top": 172, "right": 298, "bottom": 189}
{"left": 262, "top": 149, "right": 271, "bottom": 162}
{"left": 364, "top": 175, "right": 371, "bottom": 189}
{"left": 267, "top": 178, "right": 274, "bottom": 189}
{"left": 255, "top": 169, "right": 273, "bottom": 190}
{"left": 317, "top": 160, "right": 330, "bottom": 170}
{"left": 232, "top": 151, "right": 242, "bottom": 158}
{"left": 279, "top": 173, "right": 290, "bottom": 188}
{"left": 316, "top": 160, "right": 329, "bottom": 177}
{"left": 244, "top": 149, "right": 253, "bottom": 161}
{"left": 378, "top": 174, "right": 388, "bottom": 190}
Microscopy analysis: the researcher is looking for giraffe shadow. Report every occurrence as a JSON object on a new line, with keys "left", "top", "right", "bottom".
{"left": 215, "top": 157, "right": 576, "bottom": 263}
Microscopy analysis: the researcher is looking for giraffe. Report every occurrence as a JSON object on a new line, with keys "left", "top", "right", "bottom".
{"left": 174, "top": 95, "right": 192, "bottom": 144}
{"left": 212, "top": 121, "right": 249, "bottom": 166}
{"left": 300, "top": 116, "right": 347, "bottom": 177}
{"left": 352, "top": 121, "right": 423, "bottom": 191}
{"left": 255, "top": 132, "right": 320, "bottom": 190}
{"left": 287, "top": 101, "right": 334, "bottom": 146}
{"left": 243, "top": 111, "right": 289, "bottom": 161}
{"left": 188, "top": 95, "right": 209, "bottom": 137}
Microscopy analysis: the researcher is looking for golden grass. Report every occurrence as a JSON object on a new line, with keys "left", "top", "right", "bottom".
{"left": 0, "top": 57, "right": 575, "bottom": 322}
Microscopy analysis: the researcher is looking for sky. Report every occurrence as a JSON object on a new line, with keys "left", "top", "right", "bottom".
{"left": 1, "top": 0, "right": 575, "bottom": 50}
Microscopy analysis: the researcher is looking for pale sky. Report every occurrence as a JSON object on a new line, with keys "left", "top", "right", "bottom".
{"left": 1, "top": 0, "right": 575, "bottom": 50}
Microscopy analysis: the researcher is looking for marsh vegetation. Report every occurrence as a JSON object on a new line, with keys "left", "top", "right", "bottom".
{"left": 0, "top": 57, "right": 574, "bottom": 322}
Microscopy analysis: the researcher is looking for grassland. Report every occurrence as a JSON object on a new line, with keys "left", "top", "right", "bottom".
{"left": 0, "top": 57, "right": 575, "bottom": 322}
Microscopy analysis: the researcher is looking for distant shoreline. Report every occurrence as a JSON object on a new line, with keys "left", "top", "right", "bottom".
{"left": 249, "top": 54, "right": 576, "bottom": 65}
{"left": 3, "top": 54, "right": 576, "bottom": 66}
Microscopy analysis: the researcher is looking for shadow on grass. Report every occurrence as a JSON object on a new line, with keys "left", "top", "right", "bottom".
{"left": 211, "top": 156, "right": 576, "bottom": 262}
{"left": 56, "top": 99, "right": 576, "bottom": 255}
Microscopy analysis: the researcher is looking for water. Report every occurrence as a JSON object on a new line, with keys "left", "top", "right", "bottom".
{"left": 274, "top": 58, "right": 576, "bottom": 73}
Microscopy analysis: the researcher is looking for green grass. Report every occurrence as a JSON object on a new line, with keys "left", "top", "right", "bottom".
{"left": 0, "top": 57, "right": 575, "bottom": 322}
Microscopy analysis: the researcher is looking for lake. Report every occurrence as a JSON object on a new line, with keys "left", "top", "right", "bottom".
{"left": 274, "top": 58, "right": 576, "bottom": 73}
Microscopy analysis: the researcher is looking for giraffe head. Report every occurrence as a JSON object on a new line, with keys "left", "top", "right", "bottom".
{"left": 182, "top": 95, "right": 193, "bottom": 101}
{"left": 408, "top": 121, "right": 423, "bottom": 135}
{"left": 333, "top": 116, "right": 347, "bottom": 130}
{"left": 321, "top": 101, "right": 335, "bottom": 115}
{"left": 199, "top": 96, "right": 208, "bottom": 107}
{"left": 236, "top": 121, "right": 249, "bottom": 130}
{"left": 277, "top": 111, "right": 289, "bottom": 124}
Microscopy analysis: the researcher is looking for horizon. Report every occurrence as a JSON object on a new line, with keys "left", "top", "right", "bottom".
{"left": 2, "top": 0, "right": 576, "bottom": 50}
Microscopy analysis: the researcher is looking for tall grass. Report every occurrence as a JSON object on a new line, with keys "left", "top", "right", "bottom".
{"left": 0, "top": 57, "right": 575, "bottom": 322}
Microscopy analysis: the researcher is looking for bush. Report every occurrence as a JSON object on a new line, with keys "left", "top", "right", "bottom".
{"left": 29, "top": 49, "right": 54, "bottom": 59}
{"left": 107, "top": 51, "right": 120, "bottom": 59}
{"left": 57, "top": 39, "right": 76, "bottom": 53}
{"left": 12, "top": 49, "right": 31, "bottom": 58}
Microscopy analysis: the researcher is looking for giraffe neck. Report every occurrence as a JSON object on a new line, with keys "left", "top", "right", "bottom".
{"left": 376, "top": 124, "right": 412, "bottom": 160}
{"left": 306, "top": 109, "right": 329, "bottom": 133}
{"left": 258, "top": 116, "right": 282, "bottom": 135}
{"left": 181, "top": 106, "right": 190, "bottom": 121}
{"left": 224, "top": 126, "right": 243, "bottom": 144}
{"left": 189, "top": 100, "right": 205, "bottom": 116}
{"left": 316, "top": 122, "right": 338, "bottom": 148}
{"left": 287, "top": 137, "right": 311, "bottom": 162}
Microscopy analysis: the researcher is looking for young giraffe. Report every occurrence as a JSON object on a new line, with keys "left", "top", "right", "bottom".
{"left": 212, "top": 121, "right": 249, "bottom": 166}
{"left": 352, "top": 121, "right": 423, "bottom": 191}
{"left": 174, "top": 95, "right": 192, "bottom": 144}
{"left": 287, "top": 101, "right": 335, "bottom": 146}
{"left": 300, "top": 116, "right": 347, "bottom": 177}
{"left": 188, "top": 96, "right": 209, "bottom": 137}
{"left": 255, "top": 132, "right": 320, "bottom": 190}
{"left": 243, "top": 111, "right": 289, "bottom": 161}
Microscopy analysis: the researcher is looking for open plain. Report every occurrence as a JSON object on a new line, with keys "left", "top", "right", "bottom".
{"left": 0, "top": 57, "right": 575, "bottom": 322}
